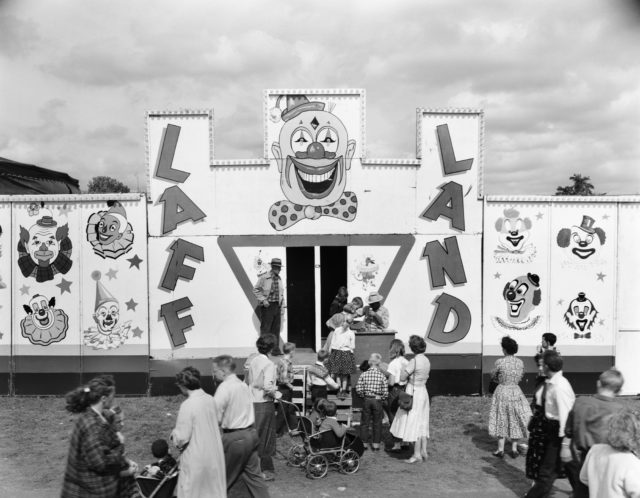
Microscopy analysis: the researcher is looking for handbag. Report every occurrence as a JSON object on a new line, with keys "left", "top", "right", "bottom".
{"left": 397, "top": 359, "right": 416, "bottom": 410}
{"left": 488, "top": 371, "right": 499, "bottom": 394}
{"left": 398, "top": 390, "right": 413, "bottom": 410}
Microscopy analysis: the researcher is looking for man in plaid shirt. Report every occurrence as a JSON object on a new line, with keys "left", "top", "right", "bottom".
{"left": 356, "top": 353, "right": 389, "bottom": 450}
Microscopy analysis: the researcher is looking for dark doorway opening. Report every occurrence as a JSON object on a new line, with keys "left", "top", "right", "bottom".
{"left": 286, "top": 247, "right": 316, "bottom": 349}
{"left": 320, "top": 246, "right": 348, "bottom": 340}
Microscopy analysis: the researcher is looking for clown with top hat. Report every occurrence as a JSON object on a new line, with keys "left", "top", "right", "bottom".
{"left": 84, "top": 270, "right": 131, "bottom": 350}
{"left": 18, "top": 207, "right": 73, "bottom": 283}
{"left": 268, "top": 94, "right": 358, "bottom": 231}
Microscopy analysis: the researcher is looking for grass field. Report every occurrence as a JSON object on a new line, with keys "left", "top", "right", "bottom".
{"left": 2, "top": 395, "right": 638, "bottom": 498}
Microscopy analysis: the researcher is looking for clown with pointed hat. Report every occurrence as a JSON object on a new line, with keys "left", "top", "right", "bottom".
{"left": 83, "top": 270, "right": 131, "bottom": 350}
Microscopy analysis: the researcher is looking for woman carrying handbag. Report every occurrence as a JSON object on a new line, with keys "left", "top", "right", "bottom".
{"left": 390, "top": 335, "right": 431, "bottom": 464}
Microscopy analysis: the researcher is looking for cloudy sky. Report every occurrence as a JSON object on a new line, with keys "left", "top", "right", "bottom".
{"left": 1, "top": 0, "right": 639, "bottom": 195}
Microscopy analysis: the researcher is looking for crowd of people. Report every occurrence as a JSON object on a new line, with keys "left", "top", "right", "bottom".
{"left": 59, "top": 320, "right": 640, "bottom": 498}
{"left": 488, "top": 332, "right": 640, "bottom": 497}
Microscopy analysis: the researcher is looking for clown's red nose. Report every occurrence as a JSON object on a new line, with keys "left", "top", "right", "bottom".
{"left": 306, "top": 142, "right": 325, "bottom": 159}
{"left": 39, "top": 243, "right": 48, "bottom": 251}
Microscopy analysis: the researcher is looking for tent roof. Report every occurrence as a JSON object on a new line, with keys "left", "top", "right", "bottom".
{"left": 0, "top": 157, "right": 80, "bottom": 195}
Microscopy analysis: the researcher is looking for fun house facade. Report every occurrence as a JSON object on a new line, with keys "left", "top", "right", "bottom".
{"left": 0, "top": 89, "right": 638, "bottom": 396}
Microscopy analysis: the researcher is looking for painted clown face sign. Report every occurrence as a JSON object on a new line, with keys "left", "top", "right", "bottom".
{"left": 556, "top": 215, "right": 606, "bottom": 260}
{"left": 83, "top": 271, "right": 131, "bottom": 350}
{"left": 86, "top": 201, "right": 134, "bottom": 259}
{"left": 564, "top": 292, "right": 598, "bottom": 337}
{"left": 491, "top": 273, "right": 542, "bottom": 331}
{"left": 17, "top": 210, "right": 72, "bottom": 283}
{"left": 269, "top": 95, "right": 357, "bottom": 231}
{"left": 493, "top": 208, "right": 537, "bottom": 263}
{"left": 20, "top": 294, "right": 69, "bottom": 346}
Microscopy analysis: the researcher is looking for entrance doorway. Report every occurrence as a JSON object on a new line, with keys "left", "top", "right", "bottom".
{"left": 286, "top": 247, "right": 316, "bottom": 349}
{"left": 320, "top": 246, "right": 348, "bottom": 340}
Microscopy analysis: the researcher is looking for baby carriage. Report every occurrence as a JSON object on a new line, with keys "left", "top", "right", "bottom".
{"left": 276, "top": 398, "right": 308, "bottom": 467}
{"left": 135, "top": 458, "right": 180, "bottom": 498}
{"left": 298, "top": 415, "right": 365, "bottom": 479}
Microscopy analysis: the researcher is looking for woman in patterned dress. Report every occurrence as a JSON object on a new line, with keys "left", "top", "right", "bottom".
{"left": 488, "top": 336, "right": 532, "bottom": 458}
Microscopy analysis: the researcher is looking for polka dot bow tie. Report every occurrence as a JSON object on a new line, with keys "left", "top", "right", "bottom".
{"left": 268, "top": 192, "right": 358, "bottom": 231}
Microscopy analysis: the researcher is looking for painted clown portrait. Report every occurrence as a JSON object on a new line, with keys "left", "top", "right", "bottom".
{"left": 20, "top": 294, "right": 69, "bottom": 346}
{"left": 17, "top": 210, "right": 73, "bottom": 283}
{"left": 492, "top": 273, "right": 542, "bottom": 331}
{"left": 83, "top": 270, "right": 131, "bottom": 350}
{"left": 86, "top": 201, "right": 134, "bottom": 259}
{"left": 557, "top": 215, "right": 606, "bottom": 260}
{"left": 269, "top": 95, "right": 357, "bottom": 231}
{"left": 564, "top": 292, "right": 598, "bottom": 338}
{"left": 493, "top": 208, "right": 536, "bottom": 263}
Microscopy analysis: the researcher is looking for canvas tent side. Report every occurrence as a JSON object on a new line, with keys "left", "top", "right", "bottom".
{"left": 0, "top": 157, "right": 80, "bottom": 195}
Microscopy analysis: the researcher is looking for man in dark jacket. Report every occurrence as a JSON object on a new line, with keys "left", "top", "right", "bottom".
{"left": 561, "top": 369, "right": 624, "bottom": 498}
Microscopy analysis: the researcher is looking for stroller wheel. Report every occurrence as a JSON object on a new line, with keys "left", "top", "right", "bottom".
{"left": 306, "top": 455, "right": 328, "bottom": 479}
{"left": 339, "top": 449, "right": 360, "bottom": 474}
{"left": 287, "top": 444, "right": 308, "bottom": 467}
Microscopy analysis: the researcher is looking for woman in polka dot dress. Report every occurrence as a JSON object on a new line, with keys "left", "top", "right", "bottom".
{"left": 326, "top": 304, "right": 357, "bottom": 399}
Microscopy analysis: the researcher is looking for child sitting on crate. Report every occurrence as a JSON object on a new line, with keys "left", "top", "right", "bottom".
{"left": 141, "top": 439, "right": 177, "bottom": 479}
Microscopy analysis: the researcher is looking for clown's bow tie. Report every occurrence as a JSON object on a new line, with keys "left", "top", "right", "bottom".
{"left": 268, "top": 192, "right": 357, "bottom": 231}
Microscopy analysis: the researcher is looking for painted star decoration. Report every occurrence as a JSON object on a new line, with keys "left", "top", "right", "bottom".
{"left": 536, "top": 212, "right": 544, "bottom": 220}
{"left": 125, "top": 298, "right": 138, "bottom": 311}
{"left": 56, "top": 278, "right": 73, "bottom": 294}
{"left": 599, "top": 319, "right": 605, "bottom": 326}
{"left": 602, "top": 214, "right": 610, "bottom": 220}
{"left": 132, "top": 327, "right": 143, "bottom": 338}
{"left": 57, "top": 204, "right": 71, "bottom": 217}
{"left": 19, "top": 284, "right": 30, "bottom": 296}
{"left": 494, "top": 272, "right": 501, "bottom": 279}
{"left": 596, "top": 272, "right": 606, "bottom": 282}
{"left": 127, "top": 254, "right": 143, "bottom": 269}
{"left": 106, "top": 268, "right": 118, "bottom": 280}
{"left": 557, "top": 299, "right": 564, "bottom": 306}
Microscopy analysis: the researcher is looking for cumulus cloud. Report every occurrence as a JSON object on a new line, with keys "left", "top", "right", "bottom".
{"left": 0, "top": 0, "right": 638, "bottom": 194}
{"left": 0, "top": 14, "right": 40, "bottom": 57}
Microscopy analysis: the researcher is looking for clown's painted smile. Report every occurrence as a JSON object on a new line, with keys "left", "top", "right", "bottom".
{"left": 572, "top": 247, "right": 595, "bottom": 259}
{"left": 506, "top": 235, "right": 524, "bottom": 247}
{"left": 36, "top": 314, "right": 51, "bottom": 327}
{"left": 508, "top": 299, "right": 524, "bottom": 317}
{"left": 286, "top": 156, "right": 342, "bottom": 199}
{"left": 34, "top": 249, "right": 54, "bottom": 262}
{"left": 576, "top": 319, "right": 588, "bottom": 331}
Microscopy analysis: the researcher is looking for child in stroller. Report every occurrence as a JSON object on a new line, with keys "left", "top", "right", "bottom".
{"left": 140, "top": 439, "right": 177, "bottom": 479}
{"left": 136, "top": 439, "right": 179, "bottom": 498}
{"left": 303, "top": 401, "right": 365, "bottom": 479}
